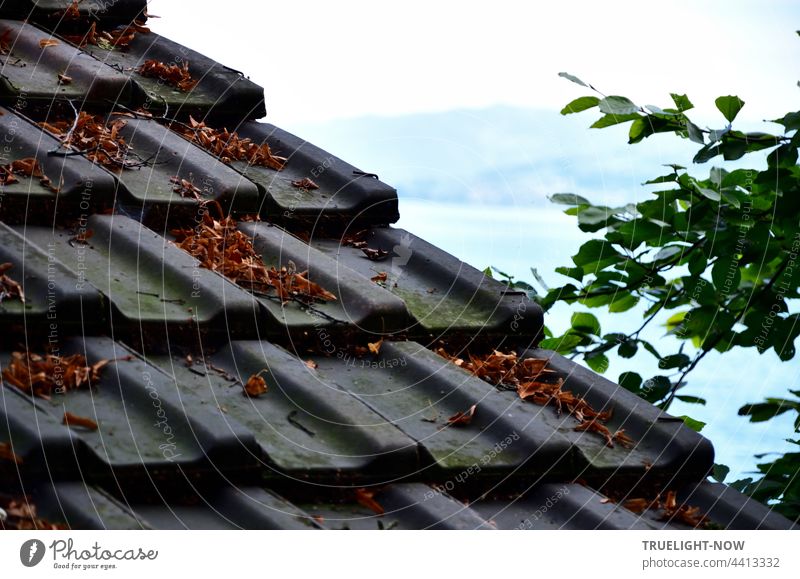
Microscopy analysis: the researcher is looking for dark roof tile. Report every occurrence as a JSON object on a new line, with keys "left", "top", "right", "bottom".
{"left": 0, "top": 19, "right": 135, "bottom": 108}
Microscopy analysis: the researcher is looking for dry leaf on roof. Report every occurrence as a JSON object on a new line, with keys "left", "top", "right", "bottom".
{"left": 658, "top": 490, "right": 709, "bottom": 527}
{"left": 0, "top": 498, "right": 66, "bottom": 530}
{"left": 170, "top": 176, "right": 203, "bottom": 201}
{"left": 304, "top": 360, "right": 318, "bottom": 370}
{"left": 0, "top": 262, "right": 25, "bottom": 303}
{"left": 39, "top": 39, "right": 59, "bottom": 49}
{"left": 371, "top": 272, "right": 388, "bottom": 283}
{"left": 446, "top": 404, "right": 477, "bottom": 427}
{"left": 62, "top": 412, "right": 98, "bottom": 431}
{"left": 362, "top": 247, "right": 389, "bottom": 261}
{"left": 291, "top": 178, "right": 319, "bottom": 190}
{"left": 367, "top": 339, "right": 383, "bottom": 355}
{"left": 39, "top": 112, "right": 135, "bottom": 171}
{"left": 171, "top": 213, "right": 336, "bottom": 303}
{"left": 355, "top": 488, "right": 384, "bottom": 515}
{"left": 342, "top": 230, "right": 368, "bottom": 249}
{"left": 243, "top": 372, "right": 268, "bottom": 397}
{"left": 59, "top": 0, "right": 82, "bottom": 20}
{"left": 622, "top": 498, "right": 651, "bottom": 514}
{"left": 1, "top": 351, "right": 108, "bottom": 399}
{"left": 171, "top": 116, "right": 287, "bottom": 170}
{"left": 0, "top": 442, "right": 22, "bottom": 464}
{"left": 137, "top": 59, "right": 197, "bottom": 92}
{"left": 0, "top": 157, "right": 58, "bottom": 192}
{"left": 57, "top": 73, "right": 72, "bottom": 85}
{"left": 435, "top": 346, "right": 633, "bottom": 448}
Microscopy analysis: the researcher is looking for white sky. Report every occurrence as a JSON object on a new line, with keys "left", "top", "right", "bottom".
{"left": 149, "top": 0, "right": 799, "bottom": 126}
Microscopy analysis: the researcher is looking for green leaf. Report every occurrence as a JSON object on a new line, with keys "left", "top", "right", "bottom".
{"left": 555, "top": 266, "right": 584, "bottom": 281}
{"left": 688, "top": 252, "right": 707, "bottom": 277}
{"left": 539, "top": 334, "right": 583, "bottom": 354}
{"left": 712, "top": 463, "right": 730, "bottom": 483}
{"left": 715, "top": 95, "right": 745, "bottom": 123}
{"left": 549, "top": 193, "right": 591, "bottom": 206}
{"left": 670, "top": 93, "right": 694, "bottom": 112}
{"left": 653, "top": 245, "right": 683, "bottom": 262}
{"left": 482, "top": 266, "right": 493, "bottom": 278}
{"left": 558, "top": 72, "right": 588, "bottom": 87}
{"left": 666, "top": 311, "right": 688, "bottom": 332}
{"left": 590, "top": 113, "right": 641, "bottom": 128}
{"left": 659, "top": 353, "right": 691, "bottom": 369}
{"left": 676, "top": 395, "right": 707, "bottom": 405}
{"left": 641, "top": 375, "right": 672, "bottom": 402}
{"left": 577, "top": 205, "right": 617, "bottom": 227}
{"left": 679, "top": 415, "right": 706, "bottom": 432}
{"left": 686, "top": 121, "right": 705, "bottom": 144}
{"left": 772, "top": 111, "right": 800, "bottom": 132}
{"left": 628, "top": 118, "right": 649, "bottom": 143}
{"left": 618, "top": 371, "right": 642, "bottom": 393}
{"left": 738, "top": 400, "right": 796, "bottom": 422}
{"left": 618, "top": 340, "right": 638, "bottom": 358}
{"left": 598, "top": 95, "right": 639, "bottom": 116}
{"left": 712, "top": 256, "right": 742, "bottom": 294}
{"left": 608, "top": 293, "right": 639, "bottom": 313}
{"left": 571, "top": 312, "right": 601, "bottom": 335}
{"left": 584, "top": 353, "right": 609, "bottom": 373}
{"left": 561, "top": 96, "right": 600, "bottom": 115}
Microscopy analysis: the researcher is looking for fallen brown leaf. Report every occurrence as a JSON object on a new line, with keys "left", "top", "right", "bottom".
{"left": 291, "top": 178, "right": 319, "bottom": 190}
{"left": 62, "top": 412, "right": 98, "bottom": 431}
{"left": 367, "top": 339, "right": 383, "bottom": 355}
{"left": 446, "top": 404, "right": 477, "bottom": 427}
{"left": 355, "top": 488, "right": 384, "bottom": 515}
{"left": 0, "top": 262, "right": 25, "bottom": 303}
{"left": 243, "top": 372, "right": 268, "bottom": 397}
{"left": 39, "top": 39, "right": 59, "bottom": 48}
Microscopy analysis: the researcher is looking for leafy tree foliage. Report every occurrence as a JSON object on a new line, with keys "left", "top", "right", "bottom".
{"left": 525, "top": 69, "right": 800, "bottom": 521}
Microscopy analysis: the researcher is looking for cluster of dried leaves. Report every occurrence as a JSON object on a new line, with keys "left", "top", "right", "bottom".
{"left": 172, "top": 117, "right": 286, "bottom": 170}
{"left": 436, "top": 348, "right": 633, "bottom": 448}
{"left": 39, "top": 112, "right": 134, "bottom": 170}
{"left": 171, "top": 213, "right": 336, "bottom": 303}
{"left": 619, "top": 490, "right": 709, "bottom": 527}
{"left": 1, "top": 352, "right": 109, "bottom": 399}
{"left": 0, "top": 157, "right": 59, "bottom": 192}
{"left": 0, "top": 498, "right": 66, "bottom": 530}
{"left": 342, "top": 229, "right": 390, "bottom": 261}
{"left": 0, "top": 262, "right": 24, "bottom": 303}
{"left": 58, "top": 1, "right": 149, "bottom": 49}
{"left": 137, "top": 59, "right": 197, "bottom": 92}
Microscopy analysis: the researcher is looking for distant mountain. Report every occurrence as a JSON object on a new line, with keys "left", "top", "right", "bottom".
{"left": 290, "top": 105, "right": 698, "bottom": 207}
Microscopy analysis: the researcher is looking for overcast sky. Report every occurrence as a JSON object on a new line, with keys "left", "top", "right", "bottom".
{"left": 149, "top": 0, "right": 799, "bottom": 126}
